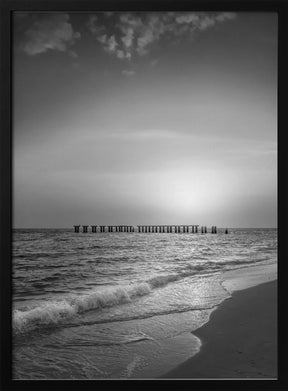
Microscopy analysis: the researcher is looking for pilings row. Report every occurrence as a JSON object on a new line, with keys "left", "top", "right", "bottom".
{"left": 74, "top": 225, "right": 219, "bottom": 234}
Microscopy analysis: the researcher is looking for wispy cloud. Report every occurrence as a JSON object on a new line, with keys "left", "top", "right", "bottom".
{"left": 87, "top": 12, "right": 236, "bottom": 62}
{"left": 22, "top": 14, "right": 81, "bottom": 55}
{"left": 122, "top": 69, "right": 136, "bottom": 77}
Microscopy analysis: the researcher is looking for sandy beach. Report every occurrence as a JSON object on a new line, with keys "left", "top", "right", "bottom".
{"left": 162, "top": 280, "right": 277, "bottom": 379}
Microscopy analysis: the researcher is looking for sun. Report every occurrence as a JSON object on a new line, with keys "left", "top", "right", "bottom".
{"left": 144, "top": 169, "right": 234, "bottom": 221}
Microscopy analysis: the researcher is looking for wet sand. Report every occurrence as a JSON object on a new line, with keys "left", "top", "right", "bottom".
{"left": 162, "top": 280, "right": 277, "bottom": 379}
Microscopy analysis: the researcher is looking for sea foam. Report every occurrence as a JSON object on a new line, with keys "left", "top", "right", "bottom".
{"left": 13, "top": 281, "right": 154, "bottom": 334}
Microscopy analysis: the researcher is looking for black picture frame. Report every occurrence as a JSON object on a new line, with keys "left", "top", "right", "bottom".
{"left": 1, "top": 1, "right": 287, "bottom": 390}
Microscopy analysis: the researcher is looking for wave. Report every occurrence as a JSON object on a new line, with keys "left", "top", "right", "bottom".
{"left": 44, "top": 333, "right": 153, "bottom": 348}
{"left": 13, "top": 264, "right": 205, "bottom": 335}
{"left": 12, "top": 257, "right": 265, "bottom": 335}
{"left": 65, "top": 304, "right": 216, "bottom": 329}
{"left": 13, "top": 283, "right": 150, "bottom": 334}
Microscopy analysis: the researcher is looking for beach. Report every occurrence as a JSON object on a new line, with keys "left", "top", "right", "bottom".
{"left": 162, "top": 280, "right": 277, "bottom": 379}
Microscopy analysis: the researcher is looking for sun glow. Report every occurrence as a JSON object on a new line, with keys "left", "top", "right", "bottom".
{"left": 140, "top": 169, "right": 239, "bottom": 220}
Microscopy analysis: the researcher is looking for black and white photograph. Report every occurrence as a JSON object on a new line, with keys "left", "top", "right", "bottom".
{"left": 7, "top": 5, "right": 279, "bottom": 382}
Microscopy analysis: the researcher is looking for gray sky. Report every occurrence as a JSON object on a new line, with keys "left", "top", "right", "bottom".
{"left": 13, "top": 12, "right": 277, "bottom": 228}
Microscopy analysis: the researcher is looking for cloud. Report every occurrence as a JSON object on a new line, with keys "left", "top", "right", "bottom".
{"left": 104, "top": 35, "right": 118, "bottom": 53}
{"left": 104, "top": 12, "right": 114, "bottom": 18}
{"left": 117, "top": 50, "right": 131, "bottom": 60}
{"left": 88, "top": 12, "right": 236, "bottom": 61}
{"left": 122, "top": 69, "right": 136, "bottom": 77}
{"left": 136, "top": 27, "right": 156, "bottom": 56}
{"left": 22, "top": 14, "right": 80, "bottom": 55}
{"left": 175, "top": 14, "right": 200, "bottom": 24}
{"left": 150, "top": 58, "right": 159, "bottom": 67}
{"left": 87, "top": 14, "right": 105, "bottom": 36}
{"left": 69, "top": 50, "right": 79, "bottom": 58}
{"left": 121, "top": 27, "right": 134, "bottom": 49}
{"left": 215, "top": 12, "right": 237, "bottom": 22}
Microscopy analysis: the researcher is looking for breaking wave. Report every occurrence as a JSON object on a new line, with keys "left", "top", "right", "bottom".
{"left": 13, "top": 256, "right": 267, "bottom": 335}
{"left": 13, "top": 282, "right": 151, "bottom": 334}
{"left": 13, "top": 263, "right": 204, "bottom": 334}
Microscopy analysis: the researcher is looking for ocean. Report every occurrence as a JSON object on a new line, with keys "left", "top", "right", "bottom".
{"left": 12, "top": 228, "right": 277, "bottom": 379}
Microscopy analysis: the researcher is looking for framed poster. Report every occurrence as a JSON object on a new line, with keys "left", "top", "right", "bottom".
{"left": 1, "top": 0, "right": 286, "bottom": 390}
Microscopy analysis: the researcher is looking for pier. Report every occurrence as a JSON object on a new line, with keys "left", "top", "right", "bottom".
{"left": 73, "top": 225, "right": 219, "bottom": 234}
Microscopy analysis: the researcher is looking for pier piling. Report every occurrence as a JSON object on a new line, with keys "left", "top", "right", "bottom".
{"left": 74, "top": 223, "right": 216, "bottom": 234}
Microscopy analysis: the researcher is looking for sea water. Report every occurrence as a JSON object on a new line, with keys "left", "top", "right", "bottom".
{"left": 12, "top": 228, "right": 277, "bottom": 379}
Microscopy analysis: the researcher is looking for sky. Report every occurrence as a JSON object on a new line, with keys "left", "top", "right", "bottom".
{"left": 13, "top": 12, "right": 277, "bottom": 228}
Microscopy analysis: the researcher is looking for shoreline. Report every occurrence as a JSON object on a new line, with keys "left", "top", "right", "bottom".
{"left": 161, "top": 280, "right": 277, "bottom": 379}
